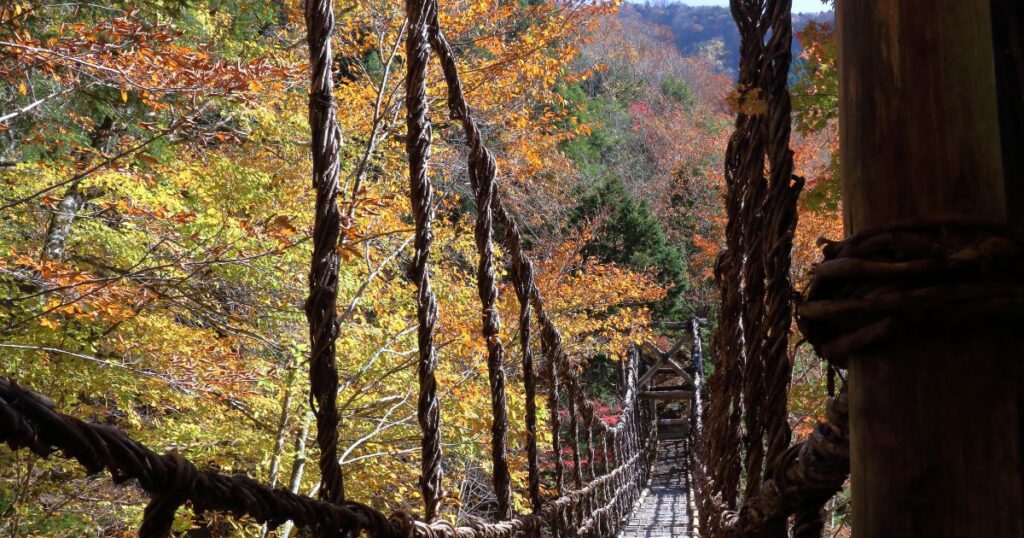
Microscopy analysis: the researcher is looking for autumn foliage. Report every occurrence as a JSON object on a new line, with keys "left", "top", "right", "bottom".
{"left": 0, "top": 0, "right": 841, "bottom": 535}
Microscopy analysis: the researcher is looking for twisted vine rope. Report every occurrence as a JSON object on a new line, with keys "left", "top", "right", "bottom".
{"left": 694, "top": 0, "right": 832, "bottom": 535}
{"left": 569, "top": 378, "right": 584, "bottom": 490}
{"left": 737, "top": 0, "right": 769, "bottom": 490}
{"left": 758, "top": 0, "right": 803, "bottom": 517}
{"left": 425, "top": 5, "right": 513, "bottom": 516}
{"left": 304, "top": 0, "right": 346, "bottom": 505}
{"left": 704, "top": 0, "right": 758, "bottom": 518}
{"left": 688, "top": 363, "right": 850, "bottom": 538}
{"left": 405, "top": 0, "right": 444, "bottom": 520}
{"left": 475, "top": 146, "right": 515, "bottom": 519}
{"left": 515, "top": 241, "right": 543, "bottom": 513}
{"left": 427, "top": 13, "right": 637, "bottom": 518}
{"left": 721, "top": 386, "right": 850, "bottom": 537}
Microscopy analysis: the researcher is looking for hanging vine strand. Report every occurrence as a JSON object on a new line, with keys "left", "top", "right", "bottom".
{"left": 405, "top": 0, "right": 443, "bottom": 520}
{"left": 304, "top": 0, "right": 346, "bottom": 506}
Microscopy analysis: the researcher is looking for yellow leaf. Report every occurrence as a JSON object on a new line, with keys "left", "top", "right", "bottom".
{"left": 120, "top": 89, "right": 129, "bottom": 103}
{"left": 18, "top": 82, "right": 27, "bottom": 95}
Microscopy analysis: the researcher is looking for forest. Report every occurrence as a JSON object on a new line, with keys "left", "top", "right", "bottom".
{"left": 0, "top": 0, "right": 846, "bottom": 535}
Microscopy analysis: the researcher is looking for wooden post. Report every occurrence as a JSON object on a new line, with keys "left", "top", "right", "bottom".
{"left": 837, "top": 0, "right": 1023, "bottom": 535}
{"left": 990, "top": 0, "right": 1024, "bottom": 227}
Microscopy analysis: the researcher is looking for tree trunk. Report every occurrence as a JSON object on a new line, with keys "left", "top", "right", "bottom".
{"left": 261, "top": 361, "right": 298, "bottom": 538}
{"left": 41, "top": 180, "right": 99, "bottom": 261}
{"left": 267, "top": 361, "right": 298, "bottom": 489}
{"left": 41, "top": 117, "right": 114, "bottom": 262}
{"left": 837, "top": 0, "right": 1023, "bottom": 535}
{"left": 278, "top": 411, "right": 314, "bottom": 538}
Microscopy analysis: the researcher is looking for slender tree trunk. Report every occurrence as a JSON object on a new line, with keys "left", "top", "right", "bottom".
{"left": 837, "top": 0, "right": 1023, "bottom": 535}
{"left": 267, "top": 361, "right": 299, "bottom": 489}
{"left": 42, "top": 180, "right": 91, "bottom": 261}
{"left": 41, "top": 117, "right": 113, "bottom": 262}
{"left": 261, "top": 360, "right": 298, "bottom": 538}
{"left": 277, "top": 411, "right": 313, "bottom": 538}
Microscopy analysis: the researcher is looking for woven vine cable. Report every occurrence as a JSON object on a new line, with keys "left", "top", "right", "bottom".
{"left": 600, "top": 430, "right": 610, "bottom": 476}
{"left": 494, "top": 176, "right": 543, "bottom": 512}
{"left": 470, "top": 132, "right": 514, "bottom": 520}
{"left": 303, "top": 0, "right": 346, "bottom": 505}
{"left": 686, "top": 317, "right": 713, "bottom": 533}
{"left": 547, "top": 334, "right": 566, "bottom": 499}
{"left": 702, "top": 2, "right": 765, "bottom": 525}
{"left": 705, "top": 43, "right": 747, "bottom": 529}
{"left": 584, "top": 409, "right": 596, "bottom": 481}
{"left": 683, "top": 431, "right": 696, "bottom": 533}
{"left": 581, "top": 413, "right": 594, "bottom": 529}
{"left": 738, "top": 25, "right": 769, "bottom": 498}
{"left": 584, "top": 415, "right": 597, "bottom": 523}
{"left": 724, "top": 386, "right": 850, "bottom": 535}
{"left": 791, "top": 492, "right": 833, "bottom": 538}
{"left": 710, "top": 0, "right": 805, "bottom": 532}
{"left": 689, "top": 318, "right": 706, "bottom": 446}
{"left": 608, "top": 427, "right": 619, "bottom": 488}
{"left": 739, "top": 194, "right": 768, "bottom": 500}
{"left": 692, "top": 0, "right": 844, "bottom": 515}
{"left": 405, "top": 0, "right": 443, "bottom": 520}
{"left": 699, "top": 0, "right": 809, "bottom": 532}
{"left": 520, "top": 284, "right": 542, "bottom": 514}
{"left": 735, "top": 0, "right": 772, "bottom": 504}
{"left": 426, "top": 18, "right": 618, "bottom": 507}
{"left": 759, "top": 0, "right": 803, "bottom": 508}
{"left": 425, "top": 4, "right": 513, "bottom": 516}
{"left": 569, "top": 377, "right": 584, "bottom": 489}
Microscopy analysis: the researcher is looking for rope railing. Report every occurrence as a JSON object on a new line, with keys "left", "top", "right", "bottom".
{"left": 426, "top": 6, "right": 659, "bottom": 527}
{"left": 423, "top": 1, "right": 513, "bottom": 516}
{"left": 0, "top": 378, "right": 397, "bottom": 538}
{"left": 0, "top": 346, "right": 655, "bottom": 538}
{"left": 759, "top": 0, "right": 803, "bottom": 505}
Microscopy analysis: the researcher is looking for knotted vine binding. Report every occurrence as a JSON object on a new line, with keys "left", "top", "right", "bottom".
{"left": 797, "top": 219, "right": 1024, "bottom": 368}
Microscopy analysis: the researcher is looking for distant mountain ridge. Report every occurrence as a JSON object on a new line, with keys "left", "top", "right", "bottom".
{"left": 622, "top": 3, "right": 833, "bottom": 70}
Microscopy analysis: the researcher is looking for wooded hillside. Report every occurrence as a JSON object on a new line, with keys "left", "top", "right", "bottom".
{"left": 623, "top": 2, "right": 832, "bottom": 70}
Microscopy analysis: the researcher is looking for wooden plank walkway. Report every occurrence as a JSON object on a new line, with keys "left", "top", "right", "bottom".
{"left": 618, "top": 438, "right": 693, "bottom": 538}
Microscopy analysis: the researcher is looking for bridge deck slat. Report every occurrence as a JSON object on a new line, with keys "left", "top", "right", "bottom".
{"left": 618, "top": 438, "right": 693, "bottom": 538}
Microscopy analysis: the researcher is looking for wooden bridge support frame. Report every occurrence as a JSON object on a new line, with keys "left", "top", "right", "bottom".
{"left": 837, "top": 0, "right": 1023, "bottom": 535}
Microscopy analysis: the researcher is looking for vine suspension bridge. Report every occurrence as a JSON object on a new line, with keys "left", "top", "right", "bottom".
{"left": 2, "top": 0, "right": 1021, "bottom": 536}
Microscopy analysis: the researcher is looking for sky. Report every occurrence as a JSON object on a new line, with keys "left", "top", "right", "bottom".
{"left": 681, "top": 0, "right": 829, "bottom": 13}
